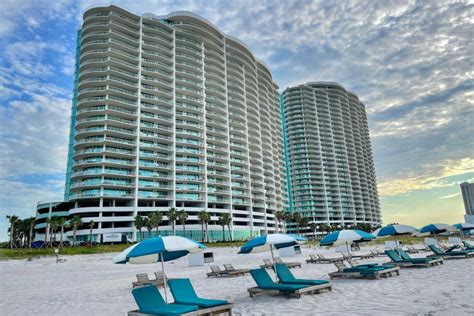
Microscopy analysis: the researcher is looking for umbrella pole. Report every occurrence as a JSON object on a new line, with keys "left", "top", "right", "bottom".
{"left": 393, "top": 234, "right": 398, "bottom": 251}
{"left": 346, "top": 241, "right": 351, "bottom": 255}
{"left": 161, "top": 254, "right": 168, "bottom": 303}
{"left": 270, "top": 244, "right": 277, "bottom": 282}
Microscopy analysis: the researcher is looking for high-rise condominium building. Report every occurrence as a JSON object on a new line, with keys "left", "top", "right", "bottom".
{"left": 281, "top": 82, "right": 381, "bottom": 230}
{"left": 50, "top": 5, "right": 284, "bottom": 242}
{"left": 460, "top": 182, "right": 474, "bottom": 224}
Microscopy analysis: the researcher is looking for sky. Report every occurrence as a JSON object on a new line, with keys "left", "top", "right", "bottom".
{"left": 0, "top": 0, "right": 473, "bottom": 241}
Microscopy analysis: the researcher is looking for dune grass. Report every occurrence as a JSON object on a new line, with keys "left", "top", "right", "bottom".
{"left": 0, "top": 244, "right": 131, "bottom": 260}
{"left": 0, "top": 241, "right": 247, "bottom": 260}
{"left": 304, "top": 235, "right": 448, "bottom": 248}
{"left": 0, "top": 236, "right": 450, "bottom": 260}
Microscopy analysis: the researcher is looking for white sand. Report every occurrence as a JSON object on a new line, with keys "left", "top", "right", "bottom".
{"left": 0, "top": 245, "right": 473, "bottom": 315}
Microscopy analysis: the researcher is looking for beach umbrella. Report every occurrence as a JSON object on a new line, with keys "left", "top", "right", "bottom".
{"left": 453, "top": 223, "right": 474, "bottom": 238}
{"left": 415, "top": 223, "right": 457, "bottom": 243}
{"left": 372, "top": 224, "right": 417, "bottom": 249}
{"left": 453, "top": 223, "right": 474, "bottom": 231}
{"left": 320, "top": 229, "right": 375, "bottom": 253}
{"left": 113, "top": 236, "right": 205, "bottom": 302}
{"left": 418, "top": 223, "right": 457, "bottom": 235}
{"left": 238, "top": 233, "right": 307, "bottom": 280}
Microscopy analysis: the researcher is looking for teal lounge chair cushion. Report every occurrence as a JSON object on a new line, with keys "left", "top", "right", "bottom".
{"left": 387, "top": 249, "right": 429, "bottom": 263}
{"left": 132, "top": 285, "right": 198, "bottom": 315}
{"left": 275, "top": 264, "right": 329, "bottom": 286}
{"left": 463, "top": 241, "right": 474, "bottom": 250}
{"left": 351, "top": 263, "right": 379, "bottom": 268}
{"left": 168, "top": 278, "right": 228, "bottom": 308}
{"left": 429, "top": 245, "right": 469, "bottom": 256}
{"left": 356, "top": 263, "right": 396, "bottom": 269}
{"left": 250, "top": 268, "right": 307, "bottom": 291}
{"left": 446, "top": 244, "right": 474, "bottom": 253}
{"left": 385, "top": 249, "right": 404, "bottom": 262}
{"left": 344, "top": 266, "right": 385, "bottom": 273}
{"left": 397, "top": 249, "right": 437, "bottom": 263}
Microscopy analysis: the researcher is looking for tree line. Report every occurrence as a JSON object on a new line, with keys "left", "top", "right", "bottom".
{"left": 6, "top": 214, "right": 95, "bottom": 249}
{"left": 134, "top": 208, "right": 232, "bottom": 243}
{"left": 274, "top": 210, "right": 378, "bottom": 237}
{"left": 6, "top": 210, "right": 379, "bottom": 248}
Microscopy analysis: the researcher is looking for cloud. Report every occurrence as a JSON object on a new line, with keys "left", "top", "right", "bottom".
{"left": 0, "top": 80, "right": 71, "bottom": 177}
{"left": 0, "top": 176, "right": 64, "bottom": 240}
{"left": 0, "top": 0, "right": 76, "bottom": 38}
{"left": 439, "top": 192, "right": 461, "bottom": 200}
{"left": 388, "top": 213, "right": 410, "bottom": 219}
{"left": 378, "top": 158, "right": 474, "bottom": 196}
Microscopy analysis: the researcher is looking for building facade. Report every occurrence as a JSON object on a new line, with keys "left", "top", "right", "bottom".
{"left": 460, "top": 182, "right": 474, "bottom": 224}
{"left": 56, "top": 5, "right": 284, "bottom": 242}
{"left": 281, "top": 82, "right": 381, "bottom": 231}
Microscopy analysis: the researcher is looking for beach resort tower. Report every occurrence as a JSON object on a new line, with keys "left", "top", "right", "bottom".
{"left": 460, "top": 182, "right": 474, "bottom": 224}
{"left": 54, "top": 5, "right": 285, "bottom": 242}
{"left": 280, "top": 82, "right": 381, "bottom": 235}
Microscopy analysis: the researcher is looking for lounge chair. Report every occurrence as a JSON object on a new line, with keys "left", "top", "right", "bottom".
{"left": 260, "top": 259, "right": 274, "bottom": 269}
{"left": 247, "top": 268, "right": 325, "bottom": 298}
{"left": 398, "top": 249, "right": 444, "bottom": 263}
{"left": 306, "top": 254, "right": 320, "bottom": 263}
{"left": 385, "top": 250, "right": 443, "bottom": 267}
{"left": 223, "top": 263, "right": 250, "bottom": 275}
{"left": 275, "top": 257, "right": 302, "bottom": 268}
{"left": 168, "top": 278, "right": 233, "bottom": 315}
{"left": 463, "top": 241, "right": 474, "bottom": 250}
{"left": 370, "top": 249, "right": 385, "bottom": 257}
{"left": 206, "top": 265, "right": 224, "bottom": 278}
{"left": 328, "top": 261, "right": 400, "bottom": 280}
{"left": 128, "top": 285, "right": 198, "bottom": 315}
{"left": 274, "top": 263, "right": 332, "bottom": 292}
{"left": 406, "top": 246, "right": 423, "bottom": 254}
{"left": 428, "top": 245, "right": 474, "bottom": 259}
{"left": 345, "top": 257, "right": 395, "bottom": 270}
{"left": 343, "top": 252, "right": 374, "bottom": 260}
{"left": 132, "top": 273, "right": 156, "bottom": 288}
{"left": 206, "top": 265, "right": 242, "bottom": 278}
{"left": 306, "top": 254, "right": 343, "bottom": 264}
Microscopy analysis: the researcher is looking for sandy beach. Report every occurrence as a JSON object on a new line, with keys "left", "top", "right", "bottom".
{"left": 0, "top": 245, "right": 473, "bottom": 316}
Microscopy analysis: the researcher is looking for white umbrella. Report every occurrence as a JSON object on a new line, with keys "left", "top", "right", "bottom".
{"left": 113, "top": 236, "right": 206, "bottom": 302}
{"left": 238, "top": 233, "right": 307, "bottom": 280}
{"left": 320, "top": 229, "right": 376, "bottom": 254}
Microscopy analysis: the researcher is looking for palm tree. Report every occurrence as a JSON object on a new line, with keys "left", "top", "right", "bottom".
{"left": 57, "top": 217, "right": 67, "bottom": 248}
{"left": 46, "top": 217, "right": 54, "bottom": 246}
{"left": 44, "top": 217, "right": 50, "bottom": 247}
{"left": 70, "top": 216, "right": 82, "bottom": 247}
{"left": 25, "top": 217, "right": 35, "bottom": 248}
{"left": 308, "top": 222, "right": 318, "bottom": 239}
{"left": 217, "top": 215, "right": 226, "bottom": 242}
{"left": 48, "top": 217, "right": 60, "bottom": 246}
{"left": 167, "top": 207, "right": 178, "bottom": 235}
{"left": 148, "top": 212, "right": 163, "bottom": 237}
{"left": 275, "top": 210, "right": 286, "bottom": 233}
{"left": 6, "top": 215, "right": 19, "bottom": 249}
{"left": 134, "top": 215, "right": 145, "bottom": 241}
{"left": 16, "top": 218, "right": 29, "bottom": 247}
{"left": 88, "top": 220, "right": 95, "bottom": 245}
{"left": 218, "top": 213, "right": 232, "bottom": 242}
{"left": 299, "top": 217, "right": 309, "bottom": 236}
{"left": 197, "top": 210, "right": 210, "bottom": 242}
{"left": 283, "top": 211, "right": 292, "bottom": 233}
{"left": 145, "top": 215, "right": 154, "bottom": 239}
{"left": 322, "top": 223, "right": 332, "bottom": 234}
{"left": 292, "top": 212, "right": 302, "bottom": 234}
{"left": 177, "top": 209, "right": 188, "bottom": 237}
{"left": 225, "top": 214, "right": 232, "bottom": 241}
